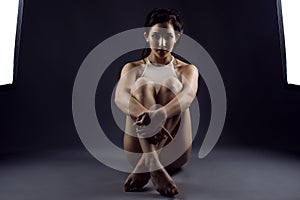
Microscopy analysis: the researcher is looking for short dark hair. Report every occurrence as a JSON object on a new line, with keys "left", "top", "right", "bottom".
{"left": 144, "top": 8, "right": 184, "bottom": 34}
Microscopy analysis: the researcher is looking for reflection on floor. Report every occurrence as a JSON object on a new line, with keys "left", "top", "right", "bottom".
{"left": 1, "top": 147, "right": 300, "bottom": 200}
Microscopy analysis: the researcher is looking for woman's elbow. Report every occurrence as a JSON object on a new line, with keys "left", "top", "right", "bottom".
{"left": 183, "top": 92, "right": 196, "bottom": 108}
{"left": 114, "top": 93, "right": 130, "bottom": 112}
{"left": 114, "top": 95, "right": 122, "bottom": 108}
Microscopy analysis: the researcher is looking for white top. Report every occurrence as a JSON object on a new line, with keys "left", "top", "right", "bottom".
{"left": 140, "top": 56, "right": 179, "bottom": 85}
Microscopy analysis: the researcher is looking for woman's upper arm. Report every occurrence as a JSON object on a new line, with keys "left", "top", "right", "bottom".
{"left": 116, "top": 63, "right": 138, "bottom": 95}
{"left": 181, "top": 64, "right": 199, "bottom": 96}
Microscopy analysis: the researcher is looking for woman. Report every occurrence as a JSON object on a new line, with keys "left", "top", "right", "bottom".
{"left": 114, "top": 8, "right": 198, "bottom": 197}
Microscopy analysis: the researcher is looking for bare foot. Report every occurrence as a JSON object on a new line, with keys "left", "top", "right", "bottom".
{"left": 124, "top": 156, "right": 150, "bottom": 191}
{"left": 150, "top": 168, "right": 179, "bottom": 197}
{"left": 148, "top": 156, "right": 179, "bottom": 198}
{"left": 124, "top": 172, "right": 150, "bottom": 191}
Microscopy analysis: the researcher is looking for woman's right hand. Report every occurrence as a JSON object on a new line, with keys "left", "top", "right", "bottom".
{"left": 134, "top": 111, "right": 151, "bottom": 126}
{"left": 133, "top": 108, "right": 172, "bottom": 144}
{"left": 134, "top": 108, "right": 167, "bottom": 132}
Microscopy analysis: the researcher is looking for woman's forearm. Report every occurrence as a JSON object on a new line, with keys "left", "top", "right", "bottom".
{"left": 161, "top": 87, "right": 196, "bottom": 118}
{"left": 115, "top": 92, "right": 148, "bottom": 119}
{"left": 161, "top": 65, "right": 198, "bottom": 119}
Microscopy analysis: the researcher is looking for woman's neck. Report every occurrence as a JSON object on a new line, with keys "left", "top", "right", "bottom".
{"left": 148, "top": 53, "right": 173, "bottom": 65}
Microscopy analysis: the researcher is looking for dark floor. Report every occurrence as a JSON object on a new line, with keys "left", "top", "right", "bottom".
{"left": 1, "top": 147, "right": 300, "bottom": 200}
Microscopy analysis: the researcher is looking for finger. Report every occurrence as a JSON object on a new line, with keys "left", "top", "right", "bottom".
{"left": 162, "top": 126, "right": 173, "bottom": 140}
{"left": 138, "top": 113, "right": 147, "bottom": 121}
{"left": 124, "top": 177, "right": 133, "bottom": 192}
{"left": 135, "top": 116, "right": 148, "bottom": 126}
{"left": 133, "top": 120, "right": 144, "bottom": 126}
{"left": 136, "top": 114, "right": 143, "bottom": 121}
{"left": 132, "top": 122, "right": 139, "bottom": 128}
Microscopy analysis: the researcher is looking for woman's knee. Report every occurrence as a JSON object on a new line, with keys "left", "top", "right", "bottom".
{"left": 131, "top": 77, "right": 154, "bottom": 93}
{"left": 157, "top": 77, "right": 182, "bottom": 104}
{"left": 161, "top": 77, "right": 183, "bottom": 94}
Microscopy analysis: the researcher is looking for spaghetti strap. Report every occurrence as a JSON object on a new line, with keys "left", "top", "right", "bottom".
{"left": 140, "top": 62, "right": 147, "bottom": 77}
{"left": 146, "top": 57, "right": 151, "bottom": 64}
{"left": 170, "top": 56, "right": 174, "bottom": 64}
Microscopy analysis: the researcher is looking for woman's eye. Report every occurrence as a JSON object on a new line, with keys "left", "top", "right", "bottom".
{"left": 151, "top": 34, "right": 160, "bottom": 40}
{"left": 166, "top": 35, "right": 174, "bottom": 40}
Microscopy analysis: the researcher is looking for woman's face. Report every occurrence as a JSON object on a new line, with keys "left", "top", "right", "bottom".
{"left": 145, "top": 22, "right": 179, "bottom": 58}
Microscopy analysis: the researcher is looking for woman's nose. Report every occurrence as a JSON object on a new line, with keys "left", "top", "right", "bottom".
{"left": 158, "top": 37, "right": 167, "bottom": 48}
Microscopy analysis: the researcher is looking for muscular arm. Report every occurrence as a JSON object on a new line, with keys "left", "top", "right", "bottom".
{"left": 114, "top": 63, "right": 148, "bottom": 119}
{"left": 161, "top": 64, "right": 199, "bottom": 118}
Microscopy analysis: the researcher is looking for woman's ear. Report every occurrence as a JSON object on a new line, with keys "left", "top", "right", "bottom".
{"left": 175, "top": 33, "right": 181, "bottom": 43}
{"left": 144, "top": 32, "right": 149, "bottom": 42}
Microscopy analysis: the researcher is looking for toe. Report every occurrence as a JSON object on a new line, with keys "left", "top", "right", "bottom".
{"left": 124, "top": 178, "right": 133, "bottom": 192}
{"left": 172, "top": 187, "right": 179, "bottom": 196}
{"left": 166, "top": 186, "right": 179, "bottom": 197}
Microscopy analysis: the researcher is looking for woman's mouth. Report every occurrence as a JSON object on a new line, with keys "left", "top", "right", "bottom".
{"left": 156, "top": 49, "right": 168, "bottom": 53}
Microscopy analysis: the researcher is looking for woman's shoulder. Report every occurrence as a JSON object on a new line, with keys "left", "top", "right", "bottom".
{"left": 174, "top": 57, "right": 198, "bottom": 73}
{"left": 124, "top": 59, "right": 145, "bottom": 67}
{"left": 121, "top": 59, "right": 146, "bottom": 75}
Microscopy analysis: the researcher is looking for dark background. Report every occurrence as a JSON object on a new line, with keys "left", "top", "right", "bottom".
{"left": 1, "top": 0, "right": 299, "bottom": 155}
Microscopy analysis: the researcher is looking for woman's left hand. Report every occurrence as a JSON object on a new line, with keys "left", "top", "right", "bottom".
{"left": 133, "top": 108, "right": 167, "bottom": 138}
